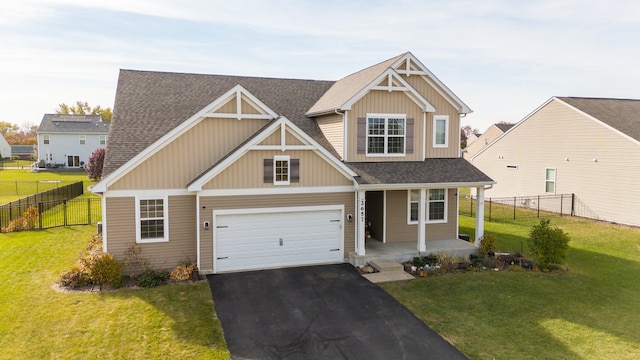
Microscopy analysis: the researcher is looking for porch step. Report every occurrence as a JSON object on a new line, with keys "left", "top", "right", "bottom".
{"left": 364, "top": 259, "right": 414, "bottom": 283}
{"left": 370, "top": 259, "right": 404, "bottom": 272}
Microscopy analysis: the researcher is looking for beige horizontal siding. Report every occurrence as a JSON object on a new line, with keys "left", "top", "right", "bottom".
{"left": 384, "top": 189, "right": 458, "bottom": 243}
{"left": 316, "top": 113, "right": 344, "bottom": 159}
{"left": 105, "top": 196, "right": 197, "bottom": 271}
{"left": 472, "top": 99, "right": 640, "bottom": 227}
{"left": 110, "top": 117, "right": 269, "bottom": 190}
{"left": 203, "top": 149, "right": 353, "bottom": 189}
{"left": 198, "top": 192, "right": 355, "bottom": 273}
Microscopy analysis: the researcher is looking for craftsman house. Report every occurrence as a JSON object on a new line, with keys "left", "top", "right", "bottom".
{"left": 37, "top": 114, "right": 110, "bottom": 168}
{"left": 470, "top": 97, "right": 640, "bottom": 227}
{"left": 92, "top": 52, "right": 494, "bottom": 274}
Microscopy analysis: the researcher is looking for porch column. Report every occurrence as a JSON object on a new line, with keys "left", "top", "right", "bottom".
{"left": 418, "top": 188, "right": 426, "bottom": 252}
{"left": 356, "top": 190, "right": 366, "bottom": 256}
{"left": 474, "top": 186, "right": 485, "bottom": 246}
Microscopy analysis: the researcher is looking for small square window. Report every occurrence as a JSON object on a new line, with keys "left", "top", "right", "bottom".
{"left": 79, "top": 135, "right": 86, "bottom": 145}
{"left": 274, "top": 156, "right": 290, "bottom": 185}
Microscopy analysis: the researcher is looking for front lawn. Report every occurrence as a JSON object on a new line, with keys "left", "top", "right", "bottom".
{"left": 0, "top": 226, "right": 229, "bottom": 359}
{"left": 382, "top": 215, "right": 640, "bottom": 359}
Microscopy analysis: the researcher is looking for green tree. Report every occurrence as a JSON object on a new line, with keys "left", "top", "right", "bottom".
{"left": 0, "top": 121, "right": 19, "bottom": 135}
{"left": 56, "top": 101, "right": 112, "bottom": 122}
{"left": 528, "top": 219, "right": 571, "bottom": 271}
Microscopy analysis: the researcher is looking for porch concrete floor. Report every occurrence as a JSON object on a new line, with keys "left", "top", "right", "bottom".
{"left": 349, "top": 238, "right": 478, "bottom": 267}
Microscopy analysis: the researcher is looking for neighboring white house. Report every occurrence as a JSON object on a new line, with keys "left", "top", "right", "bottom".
{"left": 470, "top": 97, "right": 640, "bottom": 227}
{"left": 0, "top": 135, "right": 11, "bottom": 159}
{"left": 37, "top": 114, "right": 110, "bottom": 168}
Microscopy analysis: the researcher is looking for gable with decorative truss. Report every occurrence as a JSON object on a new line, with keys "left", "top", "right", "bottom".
{"left": 205, "top": 84, "right": 278, "bottom": 120}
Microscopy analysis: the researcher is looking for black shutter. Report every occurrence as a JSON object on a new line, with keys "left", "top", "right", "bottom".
{"left": 406, "top": 118, "right": 414, "bottom": 154}
{"left": 290, "top": 159, "right": 300, "bottom": 183}
{"left": 263, "top": 159, "right": 273, "bottom": 183}
{"left": 357, "top": 117, "right": 366, "bottom": 154}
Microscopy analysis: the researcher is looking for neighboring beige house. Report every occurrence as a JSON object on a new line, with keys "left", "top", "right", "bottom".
{"left": 463, "top": 123, "right": 514, "bottom": 159}
{"left": 92, "top": 52, "right": 493, "bottom": 274}
{"left": 470, "top": 97, "right": 640, "bottom": 227}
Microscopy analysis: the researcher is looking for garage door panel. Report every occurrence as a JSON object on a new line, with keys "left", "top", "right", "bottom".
{"left": 215, "top": 207, "right": 343, "bottom": 272}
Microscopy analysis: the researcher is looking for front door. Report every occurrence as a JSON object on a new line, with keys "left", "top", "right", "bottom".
{"left": 67, "top": 155, "right": 80, "bottom": 167}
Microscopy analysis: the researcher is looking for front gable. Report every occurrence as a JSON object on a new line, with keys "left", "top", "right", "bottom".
{"left": 188, "top": 117, "right": 357, "bottom": 193}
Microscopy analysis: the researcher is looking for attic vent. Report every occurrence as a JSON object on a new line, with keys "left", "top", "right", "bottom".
{"left": 506, "top": 165, "right": 518, "bottom": 169}
{"left": 56, "top": 123, "right": 59, "bottom": 126}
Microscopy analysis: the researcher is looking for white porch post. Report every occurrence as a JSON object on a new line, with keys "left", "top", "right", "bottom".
{"left": 418, "top": 188, "right": 426, "bottom": 252}
{"left": 474, "top": 186, "right": 485, "bottom": 246}
{"left": 356, "top": 190, "right": 366, "bottom": 256}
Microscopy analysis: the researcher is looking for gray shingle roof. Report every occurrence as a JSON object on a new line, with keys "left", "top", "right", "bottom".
{"left": 346, "top": 158, "right": 494, "bottom": 185}
{"left": 11, "top": 145, "right": 35, "bottom": 155}
{"left": 558, "top": 97, "right": 640, "bottom": 142}
{"left": 104, "top": 70, "right": 335, "bottom": 176}
{"left": 38, "top": 114, "right": 109, "bottom": 134}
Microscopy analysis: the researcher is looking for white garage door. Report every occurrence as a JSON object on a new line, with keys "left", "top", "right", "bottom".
{"left": 214, "top": 206, "right": 343, "bottom": 273}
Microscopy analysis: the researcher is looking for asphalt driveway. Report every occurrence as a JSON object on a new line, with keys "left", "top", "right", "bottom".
{"left": 208, "top": 263, "right": 467, "bottom": 359}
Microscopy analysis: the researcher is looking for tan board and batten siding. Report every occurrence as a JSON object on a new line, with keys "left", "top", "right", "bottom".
{"left": 105, "top": 196, "right": 197, "bottom": 269}
{"left": 198, "top": 192, "right": 356, "bottom": 273}
{"left": 110, "top": 117, "right": 270, "bottom": 190}
{"left": 384, "top": 189, "right": 458, "bottom": 242}
{"left": 203, "top": 149, "right": 353, "bottom": 189}
{"left": 471, "top": 99, "right": 640, "bottom": 227}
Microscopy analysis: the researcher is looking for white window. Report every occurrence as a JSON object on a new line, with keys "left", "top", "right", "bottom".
{"left": 43, "top": 134, "right": 50, "bottom": 144}
{"left": 545, "top": 168, "right": 556, "bottom": 193}
{"left": 433, "top": 115, "right": 449, "bottom": 148}
{"left": 99, "top": 135, "right": 107, "bottom": 145}
{"left": 367, "top": 114, "right": 406, "bottom": 155}
{"left": 408, "top": 189, "right": 448, "bottom": 224}
{"left": 79, "top": 135, "right": 86, "bottom": 145}
{"left": 135, "top": 196, "right": 169, "bottom": 243}
{"left": 274, "top": 155, "right": 290, "bottom": 185}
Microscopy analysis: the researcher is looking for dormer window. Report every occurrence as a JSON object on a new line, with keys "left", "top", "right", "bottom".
{"left": 366, "top": 114, "right": 406, "bottom": 156}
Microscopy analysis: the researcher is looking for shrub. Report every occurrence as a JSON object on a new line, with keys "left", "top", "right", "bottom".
{"left": 3, "top": 206, "right": 39, "bottom": 232}
{"left": 479, "top": 233, "right": 497, "bottom": 255}
{"left": 86, "top": 253, "right": 122, "bottom": 289}
{"left": 528, "top": 219, "right": 570, "bottom": 271}
{"left": 59, "top": 265, "right": 91, "bottom": 289}
{"left": 169, "top": 263, "right": 196, "bottom": 281}
{"left": 136, "top": 270, "right": 168, "bottom": 288}
{"left": 121, "top": 243, "right": 149, "bottom": 279}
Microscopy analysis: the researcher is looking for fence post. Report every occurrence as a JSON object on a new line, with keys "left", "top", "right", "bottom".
{"left": 38, "top": 202, "right": 43, "bottom": 230}
{"left": 63, "top": 200, "right": 67, "bottom": 226}
{"left": 513, "top": 196, "right": 516, "bottom": 220}
{"left": 87, "top": 198, "right": 91, "bottom": 225}
{"left": 489, "top": 197, "right": 492, "bottom": 221}
{"left": 537, "top": 195, "right": 540, "bottom": 218}
{"left": 470, "top": 195, "right": 473, "bottom": 217}
{"left": 560, "top": 194, "right": 563, "bottom": 217}
{"left": 571, "top": 193, "right": 575, "bottom": 216}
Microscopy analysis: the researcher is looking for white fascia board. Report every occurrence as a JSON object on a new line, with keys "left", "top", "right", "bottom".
{"left": 470, "top": 97, "right": 555, "bottom": 162}
{"left": 199, "top": 186, "right": 355, "bottom": 197}
{"left": 357, "top": 181, "right": 495, "bottom": 191}
{"left": 392, "top": 52, "right": 473, "bottom": 114}
{"left": 92, "top": 84, "right": 277, "bottom": 193}
{"left": 341, "top": 68, "right": 435, "bottom": 113}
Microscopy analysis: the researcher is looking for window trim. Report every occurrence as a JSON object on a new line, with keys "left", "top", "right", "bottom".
{"left": 407, "top": 189, "right": 448, "bottom": 224}
{"left": 366, "top": 113, "right": 406, "bottom": 157}
{"left": 99, "top": 135, "right": 107, "bottom": 145}
{"left": 43, "top": 134, "right": 50, "bottom": 144}
{"left": 135, "top": 195, "right": 169, "bottom": 243}
{"left": 79, "top": 135, "right": 86, "bottom": 145}
{"left": 273, "top": 155, "right": 290, "bottom": 186}
{"left": 432, "top": 115, "right": 449, "bottom": 148}
{"left": 545, "top": 168, "right": 556, "bottom": 194}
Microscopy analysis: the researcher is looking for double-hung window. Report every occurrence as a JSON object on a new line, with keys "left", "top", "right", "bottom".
{"left": 136, "top": 196, "right": 168, "bottom": 243}
{"left": 79, "top": 135, "right": 86, "bottom": 145}
{"left": 99, "top": 135, "right": 107, "bottom": 145}
{"left": 408, "top": 189, "right": 448, "bottom": 224}
{"left": 367, "top": 114, "right": 406, "bottom": 155}
{"left": 433, "top": 115, "right": 449, "bottom": 148}
{"left": 43, "top": 134, "right": 50, "bottom": 144}
{"left": 545, "top": 168, "right": 556, "bottom": 193}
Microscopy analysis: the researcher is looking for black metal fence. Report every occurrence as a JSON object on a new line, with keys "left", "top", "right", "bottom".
{"left": 0, "top": 179, "right": 80, "bottom": 196}
{"left": 460, "top": 193, "right": 582, "bottom": 221}
{"left": 0, "top": 181, "right": 100, "bottom": 231}
{"left": 0, "top": 197, "right": 101, "bottom": 232}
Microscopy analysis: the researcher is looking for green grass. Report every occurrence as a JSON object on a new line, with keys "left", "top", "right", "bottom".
{"left": 382, "top": 215, "right": 640, "bottom": 359}
{"left": 0, "top": 169, "right": 98, "bottom": 203}
{"left": 0, "top": 159, "right": 34, "bottom": 168}
{"left": 0, "top": 226, "right": 229, "bottom": 359}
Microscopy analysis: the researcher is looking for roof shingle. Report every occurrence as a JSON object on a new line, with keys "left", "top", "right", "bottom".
{"left": 558, "top": 97, "right": 640, "bottom": 142}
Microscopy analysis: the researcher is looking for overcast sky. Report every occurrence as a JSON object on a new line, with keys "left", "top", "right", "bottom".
{"left": 1, "top": 0, "right": 639, "bottom": 132}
